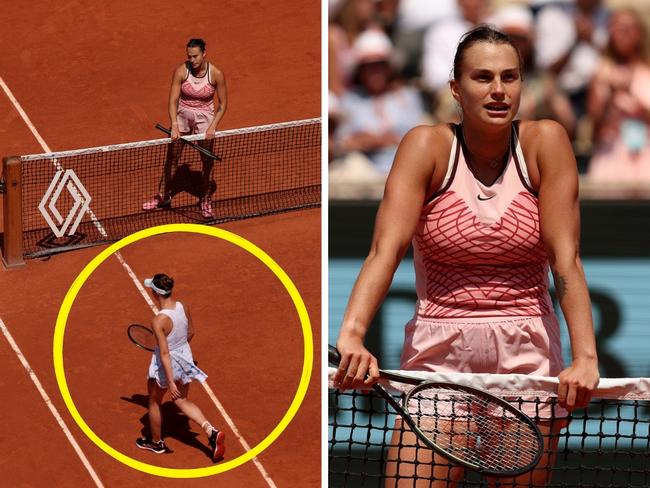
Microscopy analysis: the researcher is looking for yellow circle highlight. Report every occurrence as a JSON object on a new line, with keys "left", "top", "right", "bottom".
{"left": 53, "top": 223, "right": 314, "bottom": 478}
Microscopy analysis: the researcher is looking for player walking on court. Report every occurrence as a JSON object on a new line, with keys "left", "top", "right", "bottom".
{"left": 135, "top": 273, "right": 225, "bottom": 462}
{"left": 333, "top": 26, "right": 599, "bottom": 486}
{"left": 143, "top": 38, "right": 227, "bottom": 219}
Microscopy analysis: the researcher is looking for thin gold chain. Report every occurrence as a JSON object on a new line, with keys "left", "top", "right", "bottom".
{"left": 461, "top": 124, "right": 512, "bottom": 170}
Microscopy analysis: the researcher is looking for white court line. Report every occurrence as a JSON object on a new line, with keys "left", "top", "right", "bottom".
{"left": 0, "top": 318, "right": 104, "bottom": 487}
{"left": 197, "top": 378, "right": 278, "bottom": 486}
{"left": 113, "top": 252, "right": 159, "bottom": 312}
{"left": 1, "top": 74, "right": 277, "bottom": 486}
{"left": 0, "top": 75, "right": 107, "bottom": 238}
{"left": 0, "top": 76, "right": 53, "bottom": 152}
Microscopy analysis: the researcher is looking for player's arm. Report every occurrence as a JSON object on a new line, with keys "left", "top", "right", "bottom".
{"left": 168, "top": 64, "right": 185, "bottom": 140}
{"left": 535, "top": 119, "right": 599, "bottom": 410}
{"left": 206, "top": 66, "right": 227, "bottom": 138}
{"left": 152, "top": 315, "right": 181, "bottom": 398}
{"left": 185, "top": 303, "right": 195, "bottom": 343}
{"left": 335, "top": 125, "right": 439, "bottom": 390}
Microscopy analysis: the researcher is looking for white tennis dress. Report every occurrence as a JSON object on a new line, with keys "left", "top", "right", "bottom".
{"left": 147, "top": 301, "right": 207, "bottom": 388}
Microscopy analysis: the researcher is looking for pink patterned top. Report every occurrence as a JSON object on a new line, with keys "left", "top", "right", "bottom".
{"left": 178, "top": 62, "right": 216, "bottom": 114}
{"left": 412, "top": 123, "right": 553, "bottom": 318}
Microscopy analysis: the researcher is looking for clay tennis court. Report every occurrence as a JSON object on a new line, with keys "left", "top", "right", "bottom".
{"left": 0, "top": 1, "right": 320, "bottom": 486}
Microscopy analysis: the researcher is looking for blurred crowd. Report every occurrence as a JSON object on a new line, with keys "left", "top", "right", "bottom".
{"left": 328, "top": 0, "right": 650, "bottom": 196}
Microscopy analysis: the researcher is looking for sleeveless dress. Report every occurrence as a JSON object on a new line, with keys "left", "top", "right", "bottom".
{"left": 176, "top": 62, "right": 217, "bottom": 134}
{"left": 400, "top": 123, "right": 564, "bottom": 381}
{"left": 147, "top": 301, "right": 207, "bottom": 388}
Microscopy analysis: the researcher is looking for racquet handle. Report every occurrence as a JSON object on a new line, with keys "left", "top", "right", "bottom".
{"left": 328, "top": 344, "right": 341, "bottom": 365}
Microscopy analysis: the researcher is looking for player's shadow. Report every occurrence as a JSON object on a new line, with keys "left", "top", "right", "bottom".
{"left": 168, "top": 163, "right": 216, "bottom": 201}
{"left": 120, "top": 393, "right": 213, "bottom": 460}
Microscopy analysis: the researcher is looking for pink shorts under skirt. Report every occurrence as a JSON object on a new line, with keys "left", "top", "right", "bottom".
{"left": 400, "top": 314, "right": 566, "bottom": 418}
{"left": 176, "top": 106, "right": 214, "bottom": 135}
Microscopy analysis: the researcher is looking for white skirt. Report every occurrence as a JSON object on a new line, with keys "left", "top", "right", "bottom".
{"left": 147, "top": 342, "right": 207, "bottom": 388}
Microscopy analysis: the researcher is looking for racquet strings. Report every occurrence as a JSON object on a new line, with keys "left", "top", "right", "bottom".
{"left": 408, "top": 384, "right": 541, "bottom": 472}
{"left": 128, "top": 324, "right": 157, "bottom": 351}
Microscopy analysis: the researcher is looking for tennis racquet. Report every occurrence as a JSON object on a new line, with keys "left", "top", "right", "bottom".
{"left": 329, "top": 345, "right": 543, "bottom": 477}
{"left": 127, "top": 323, "right": 199, "bottom": 367}
{"left": 155, "top": 123, "right": 222, "bottom": 161}
{"left": 127, "top": 324, "right": 158, "bottom": 352}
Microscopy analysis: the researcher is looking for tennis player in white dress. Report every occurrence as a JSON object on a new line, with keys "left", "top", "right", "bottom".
{"left": 136, "top": 273, "right": 225, "bottom": 462}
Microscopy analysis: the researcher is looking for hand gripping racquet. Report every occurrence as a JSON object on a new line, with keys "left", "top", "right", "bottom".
{"left": 155, "top": 123, "right": 222, "bottom": 161}
{"left": 329, "top": 345, "right": 543, "bottom": 477}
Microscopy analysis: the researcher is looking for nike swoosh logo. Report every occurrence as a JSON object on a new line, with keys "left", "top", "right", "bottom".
{"left": 477, "top": 194, "right": 495, "bottom": 201}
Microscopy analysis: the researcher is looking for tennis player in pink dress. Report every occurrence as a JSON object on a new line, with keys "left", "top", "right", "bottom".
{"left": 135, "top": 273, "right": 225, "bottom": 462}
{"left": 333, "top": 26, "right": 599, "bottom": 486}
{"left": 143, "top": 38, "right": 227, "bottom": 219}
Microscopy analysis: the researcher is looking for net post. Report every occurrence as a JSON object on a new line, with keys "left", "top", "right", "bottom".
{"left": 2, "top": 156, "right": 24, "bottom": 269}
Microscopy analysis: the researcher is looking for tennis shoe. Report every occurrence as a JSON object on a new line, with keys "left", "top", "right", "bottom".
{"left": 208, "top": 429, "right": 226, "bottom": 461}
{"left": 200, "top": 198, "right": 214, "bottom": 219}
{"left": 142, "top": 194, "right": 171, "bottom": 211}
{"left": 135, "top": 437, "right": 167, "bottom": 454}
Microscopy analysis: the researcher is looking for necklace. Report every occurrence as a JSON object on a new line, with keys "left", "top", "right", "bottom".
{"left": 461, "top": 125, "right": 512, "bottom": 170}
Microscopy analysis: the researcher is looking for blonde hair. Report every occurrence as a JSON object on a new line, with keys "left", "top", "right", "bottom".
{"left": 604, "top": 8, "right": 650, "bottom": 63}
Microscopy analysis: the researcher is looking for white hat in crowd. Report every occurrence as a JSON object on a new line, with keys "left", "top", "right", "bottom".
{"left": 352, "top": 29, "right": 394, "bottom": 66}
{"left": 489, "top": 5, "right": 534, "bottom": 37}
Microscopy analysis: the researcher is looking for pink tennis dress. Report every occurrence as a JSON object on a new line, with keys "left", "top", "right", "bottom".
{"left": 176, "top": 62, "right": 217, "bottom": 134}
{"left": 400, "top": 123, "right": 563, "bottom": 380}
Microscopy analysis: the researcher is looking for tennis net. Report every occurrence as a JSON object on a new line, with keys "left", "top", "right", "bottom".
{"left": 3, "top": 118, "right": 320, "bottom": 260}
{"left": 328, "top": 368, "right": 650, "bottom": 487}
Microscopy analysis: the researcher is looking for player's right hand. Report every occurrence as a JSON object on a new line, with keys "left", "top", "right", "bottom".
{"left": 333, "top": 339, "right": 379, "bottom": 390}
{"left": 171, "top": 127, "right": 181, "bottom": 141}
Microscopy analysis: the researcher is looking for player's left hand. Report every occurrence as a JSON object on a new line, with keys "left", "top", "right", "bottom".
{"left": 169, "top": 382, "right": 182, "bottom": 400}
{"left": 557, "top": 357, "right": 599, "bottom": 411}
{"left": 205, "top": 129, "right": 217, "bottom": 140}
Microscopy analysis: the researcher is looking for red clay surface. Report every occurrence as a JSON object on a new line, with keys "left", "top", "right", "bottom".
{"left": 0, "top": 1, "right": 320, "bottom": 486}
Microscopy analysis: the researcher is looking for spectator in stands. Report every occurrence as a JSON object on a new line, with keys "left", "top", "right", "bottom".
{"left": 587, "top": 8, "right": 650, "bottom": 183}
{"left": 334, "top": 29, "right": 425, "bottom": 175}
{"left": 535, "top": 0, "right": 609, "bottom": 120}
{"left": 329, "top": 0, "right": 379, "bottom": 95}
{"left": 329, "top": 90, "right": 345, "bottom": 165}
{"left": 491, "top": 4, "right": 576, "bottom": 137}
{"left": 390, "top": 0, "right": 458, "bottom": 80}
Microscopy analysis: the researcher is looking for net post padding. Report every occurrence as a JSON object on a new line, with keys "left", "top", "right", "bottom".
{"left": 2, "top": 157, "right": 24, "bottom": 269}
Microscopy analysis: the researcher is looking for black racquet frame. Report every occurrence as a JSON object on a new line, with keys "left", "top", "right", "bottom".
{"left": 127, "top": 323, "right": 200, "bottom": 370}
{"left": 328, "top": 345, "right": 544, "bottom": 477}
{"left": 155, "top": 123, "right": 222, "bottom": 161}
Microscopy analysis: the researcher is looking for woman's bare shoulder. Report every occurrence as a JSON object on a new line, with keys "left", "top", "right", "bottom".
{"left": 519, "top": 119, "right": 570, "bottom": 145}
{"left": 403, "top": 123, "right": 453, "bottom": 144}
{"left": 387, "top": 123, "right": 455, "bottom": 192}
{"left": 210, "top": 63, "right": 224, "bottom": 79}
{"left": 408, "top": 122, "right": 450, "bottom": 135}
{"left": 519, "top": 119, "right": 575, "bottom": 178}
{"left": 172, "top": 62, "right": 188, "bottom": 80}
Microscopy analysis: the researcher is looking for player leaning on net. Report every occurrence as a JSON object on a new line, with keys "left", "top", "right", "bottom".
{"left": 143, "top": 38, "right": 227, "bottom": 219}
{"left": 135, "top": 273, "right": 225, "bottom": 462}
{"left": 333, "top": 25, "right": 600, "bottom": 487}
